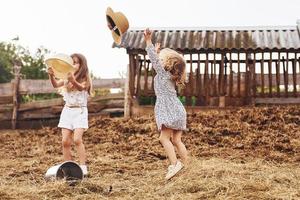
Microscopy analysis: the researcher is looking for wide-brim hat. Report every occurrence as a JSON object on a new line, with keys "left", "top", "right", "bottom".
{"left": 45, "top": 53, "right": 76, "bottom": 79}
{"left": 106, "top": 7, "right": 129, "bottom": 45}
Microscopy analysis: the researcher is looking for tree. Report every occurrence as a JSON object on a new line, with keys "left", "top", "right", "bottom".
{"left": 20, "top": 47, "right": 50, "bottom": 79}
{"left": 0, "top": 39, "right": 50, "bottom": 83}
{"left": 0, "top": 42, "right": 14, "bottom": 83}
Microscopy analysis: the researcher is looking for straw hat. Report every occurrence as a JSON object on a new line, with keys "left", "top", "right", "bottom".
{"left": 45, "top": 53, "right": 76, "bottom": 79}
{"left": 106, "top": 7, "right": 129, "bottom": 45}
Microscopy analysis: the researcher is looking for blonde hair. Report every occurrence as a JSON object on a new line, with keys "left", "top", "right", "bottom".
{"left": 159, "top": 48, "right": 186, "bottom": 88}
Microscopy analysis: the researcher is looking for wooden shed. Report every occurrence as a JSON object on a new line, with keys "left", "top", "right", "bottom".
{"left": 114, "top": 21, "right": 300, "bottom": 117}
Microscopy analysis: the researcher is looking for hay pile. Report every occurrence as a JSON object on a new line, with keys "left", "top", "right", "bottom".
{"left": 0, "top": 105, "right": 299, "bottom": 199}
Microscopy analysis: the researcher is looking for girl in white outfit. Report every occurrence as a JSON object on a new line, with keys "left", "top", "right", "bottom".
{"left": 47, "top": 53, "right": 92, "bottom": 175}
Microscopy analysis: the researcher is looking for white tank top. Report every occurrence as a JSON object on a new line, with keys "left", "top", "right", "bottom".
{"left": 62, "top": 90, "right": 88, "bottom": 107}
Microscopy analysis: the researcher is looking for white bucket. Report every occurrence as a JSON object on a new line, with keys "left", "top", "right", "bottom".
{"left": 45, "top": 161, "right": 83, "bottom": 183}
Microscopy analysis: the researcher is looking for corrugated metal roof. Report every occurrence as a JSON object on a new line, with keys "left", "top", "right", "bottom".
{"left": 113, "top": 26, "right": 300, "bottom": 51}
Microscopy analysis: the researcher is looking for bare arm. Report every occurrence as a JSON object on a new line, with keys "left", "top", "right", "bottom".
{"left": 67, "top": 72, "right": 87, "bottom": 91}
{"left": 144, "top": 28, "right": 168, "bottom": 76}
{"left": 48, "top": 67, "right": 64, "bottom": 88}
{"left": 70, "top": 80, "right": 87, "bottom": 91}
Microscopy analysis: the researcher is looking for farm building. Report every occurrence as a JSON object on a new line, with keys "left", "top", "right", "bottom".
{"left": 114, "top": 21, "right": 300, "bottom": 117}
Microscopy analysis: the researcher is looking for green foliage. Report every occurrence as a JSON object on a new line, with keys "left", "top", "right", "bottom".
{"left": 0, "top": 39, "right": 50, "bottom": 83}
{"left": 93, "top": 88, "right": 110, "bottom": 96}
{"left": 138, "top": 96, "right": 156, "bottom": 105}
{"left": 20, "top": 47, "right": 50, "bottom": 79}
{"left": 0, "top": 43, "right": 14, "bottom": 83}
{"left": 21, "top": 93, "right": 60, "bottom": 103}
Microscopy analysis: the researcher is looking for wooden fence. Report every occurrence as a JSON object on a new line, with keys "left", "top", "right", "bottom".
{"left": 131, "top": 53, "right": 300, "bottom": 106}
{"left": 0, "top": 77, "right": 125, "bottom": 129}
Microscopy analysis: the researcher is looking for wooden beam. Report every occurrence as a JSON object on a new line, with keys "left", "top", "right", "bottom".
{"left": 260, "top": 53, "right": 265, "bottom": 97}
{"left": 237, "top": 52, "right": 241, "bottom": 97}
{"left": 204, "top": 53, "right": 209, "bottom": 99}
{"left": 144, "top": 61, "right": 149, "bottom": 95}
{"left": 124, "top": 63, "right": 131, "bottom": 118}
{"left": 255, "top": 97, "right": 300, "bottom": 104}
{"left": 268, "top": 52, "right": 273, "bottom": 97}
{"left": 196, "top": 54, "right": 202, "bottom": 105}
{"left": 253, "top": 53, "right": 256, "bottom": 98}
{"left": 219, "top": 53, "right": 225, "bottom": 95}
{"left": 11, "top": 64, "right": 21, "bottom": 129}
{"left": 229, "top": 53, "right": 233, "bottom": 97}
{"left": 129, "top": 55, "right": 136, "bottom": 97}
{"left": 0, "top": 78, "right": 125, "bottom": 96}
{"left": 245, "top": 53, "right": 249, "bottom": 99}
{"left": 276, "top": 53, "right": 280, "bottom": 97}
{"left": 18, "top": 98, "right": 64, "bottom": 112}
{"left": 135, "top": 56, "right": 142, "bottom": 97}
{"left": 283, "top": 54, "right": 288, "bottom": 97}
{"left": 213, "top": 53, "right": 217, "bottom": 96}
{"left": 185, "top": 54, "right": 193, "bottom": 106}
{"left": 292, "top": 53, "right": 297, "bottom": 97}
{"left": 0, "top": 95, "right": 13, "bottom": 104}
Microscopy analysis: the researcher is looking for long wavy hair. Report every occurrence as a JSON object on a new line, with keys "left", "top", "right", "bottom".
{"left": 159, "top": 48, "right": 186, "bottom": 88}
{"left": 69, "top": 53, "right": 93, "bottom": 95}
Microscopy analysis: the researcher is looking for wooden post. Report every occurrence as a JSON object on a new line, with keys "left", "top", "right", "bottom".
{"left": 260, "top": 53, "right": 265, "bottom": 97}
{"left": 253, "top": 53, "right": 256, "bottom": 98}
{"left": 135, "top": 56, "right": 142, "bottom": 98}
{"left": 213, "top": 53, "right": 217, "bottom": 96}
{"left": 245, "top": 53, "right": 249, "bottom": 99}
{"left": 276, "top": 52, "right": 280, "bottom": 97}
{"left": 124, "top": 63, "right": 131, "bottom": 118}
{"left": 11, "top": 63, "right": 22, "bottom": 129}
{"left": 284, "top": 53, "right": 289, "bottom": 97}
{"left": 125, "top": 54, "right": 137, "bottom": 118}
{"left": 209, "top": 55, "right": 214, "bottom": 96}
{"left": 268, "top": 52, "right": 273, "bottom": 97}
{"left": 219, "top": 53, "right": 225, "bottom": 95}
{"left": 144, "top": 61, "right": 149, "bottom": 95}
{"left": 229, "top": 53, "right": 233, "bottom": 97}
{"left": 186, "top": 54, "right": 193, "bottom": 106}
{"left": 129, "top": 55, "right": 136, "bottom": 97}
{"left": 237, "top": 52, "right": 241, "bottom": 97}
{"left": 196, "top": 54, "right": 202, "bottom": 105}
{"left": 292, "top": 53, "right": 297, "bottom": 97}
{"left": 204, "top": 53, "right": 209, "bottom": 101}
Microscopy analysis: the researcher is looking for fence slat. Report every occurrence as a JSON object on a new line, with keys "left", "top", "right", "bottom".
{"left": 0, "top": 78, "right": 125, "bottom": 96}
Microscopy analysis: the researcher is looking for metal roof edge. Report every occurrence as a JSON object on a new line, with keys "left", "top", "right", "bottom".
{"left": 129, "top": 25, "right": 297, "bottom": 31}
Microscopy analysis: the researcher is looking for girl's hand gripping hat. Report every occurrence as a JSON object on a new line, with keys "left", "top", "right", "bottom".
{"left": 45, "top": 53, "right": 76, "bottom": 79}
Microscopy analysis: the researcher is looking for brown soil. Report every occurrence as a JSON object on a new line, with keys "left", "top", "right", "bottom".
{"left": 0, "top": 105, "right": 299, "bottom": 199}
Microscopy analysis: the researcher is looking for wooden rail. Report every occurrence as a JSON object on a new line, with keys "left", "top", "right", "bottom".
{"left": 0, "top": 78, "right": 125, "bottom": 129}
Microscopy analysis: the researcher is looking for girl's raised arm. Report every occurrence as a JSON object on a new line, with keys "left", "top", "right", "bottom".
{"left": 144, "top": 29, "right": 168, "bottom": 76}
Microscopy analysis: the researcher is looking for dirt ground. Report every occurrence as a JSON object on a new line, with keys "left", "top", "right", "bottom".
{"left": 0, "top": 105, "right": 300, "bottom": 199}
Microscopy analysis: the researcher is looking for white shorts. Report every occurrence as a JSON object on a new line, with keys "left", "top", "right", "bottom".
{"left": 58, "top": 106, "right": 88, "bottom": 130}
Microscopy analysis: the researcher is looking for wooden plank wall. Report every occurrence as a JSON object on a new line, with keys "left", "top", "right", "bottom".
{"left": 129, "top": 52, "right": 300, "bottom": 106}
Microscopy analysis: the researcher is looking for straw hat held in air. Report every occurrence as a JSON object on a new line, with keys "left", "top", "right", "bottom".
{"left": 106, "top": 7, "right": 129, "bottom": 45}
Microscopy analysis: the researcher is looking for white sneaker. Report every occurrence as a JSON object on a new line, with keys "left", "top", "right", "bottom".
{"left": 165, "top": 161, "right": 183, "bottom": 180}
{"left": 80, "top": 165, "right": 88, "bottom": 176}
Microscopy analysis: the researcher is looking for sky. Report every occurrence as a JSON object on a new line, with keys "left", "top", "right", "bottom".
{"left": 0, "top": 0, "right": 300, "bottom": 78}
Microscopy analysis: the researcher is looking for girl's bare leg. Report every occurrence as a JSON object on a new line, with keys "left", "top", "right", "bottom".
{"left": 73, "top": 128, "right": 86, "bottom": 165}
{"left": 172, "top": 130, "right": 188, "bottom": 165}
{"left": 62, "top": 128, "right": 73, "bottom": 161}
{"left": 159, "top": 126, "right": 177, "bottom": 165}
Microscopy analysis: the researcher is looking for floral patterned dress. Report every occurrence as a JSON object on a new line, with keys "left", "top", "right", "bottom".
{"left": 145, "top": 44, "right": 187, "bottom": 131}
